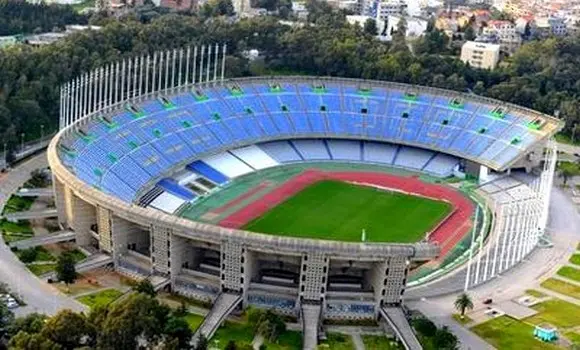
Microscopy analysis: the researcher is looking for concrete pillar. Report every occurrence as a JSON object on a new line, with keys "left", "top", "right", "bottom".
{"left": 383, "top": 256, "right": 408, "bottom": 306}
{"left": 220, "top": 240, "right": 245, "bottom": 294}
{"left": 69, "top": 194, "right": 95, "bottom": 246}
{"left": 52, "top": 176, "right": 67, "bottom": 227}
{"left": 170, "top": 234, "right": 187, "bottom": 285}
{"left": 151, "top": 224, "right": 171, "bottom": 275}
{"left": 110, "top": 215, "right": 130, "bottom": 265}
{"left": 298, "top": 252, "right": 329, "bottom": 303}
{"left": 96, "top": 206, "right": 112, "bottom": 253}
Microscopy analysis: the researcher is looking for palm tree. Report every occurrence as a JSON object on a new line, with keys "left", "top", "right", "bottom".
{"left": 454, "top": 293, "right": 474, "bottom": 318}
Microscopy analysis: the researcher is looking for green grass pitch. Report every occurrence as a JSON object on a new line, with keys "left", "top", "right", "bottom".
{"left": 242, "top": 180, "right": 452, "bottom": 243}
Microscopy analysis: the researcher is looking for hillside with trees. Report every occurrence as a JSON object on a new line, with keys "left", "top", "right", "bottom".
{"left": 0, "top": 0, "right": 578, "bottom": 147}
{"left": 0, "top": 0, "right": 87, "bottom": 36}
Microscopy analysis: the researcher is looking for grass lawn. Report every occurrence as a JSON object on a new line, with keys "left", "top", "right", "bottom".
{"left": 264, "top": 330, "right": 303, "bottom": 350}
{"left": 556, "top": 266, "right": 580, "bottom": 282}
{"left": 242, "top": 180, "right": 452, "bottom": 242}
{"left": 1, "top": 219, "right": 33, "bottom": 234}
{"left": 210, "top": 321, "right": 254, "bottom": 349}
{"left": 68, "top": 249, "right": 87, "bottom": 263}
{"left": 570, "top": 254, "right": 580, "bottom": 266}
{"left": 541, "top": 278, "right": 580, "bottom": 299}
{"left": 452, "top": 313, "right": 473, "bottom": 325}
{"left": 2, "top": 195, "right": 35, "bottom": 214}
{"left": 16, "top": 246, "right": 55, "bottom": 262}
{"left": 524, "top": 299, "right": 580, "bottom": 329}
{"left": 565, "top": 331, "right": 580, "bottom": 345}
{"left": 27, "top": 263, "right": 56, "bottom": 276}
{"left": 362, "top": 335, "right": 402, "bottom": 350}
{"left": 526, "top": 289, "right": 547, "bottom": 298}
{"left": 471, "top": 315, "right": 560, "bottom": 350}
{"left": 317, "top": 333, "right": 355, "bottom": 350}
{"left": 183, "top": 313, "right": 204, "bottom": 331}
{"left": 77, "top": 288, "right": 123, "bottom": 309}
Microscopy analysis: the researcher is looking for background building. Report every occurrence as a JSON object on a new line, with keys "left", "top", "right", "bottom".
{"left": 460, "top": 41, "right": 501, "bottom": 70}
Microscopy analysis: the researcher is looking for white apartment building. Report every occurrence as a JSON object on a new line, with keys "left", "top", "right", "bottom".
{"left": 460, "top": 41, "right": 501, "bottom": 70}
{"left": 482, "top": 20, "right": 522, "bottom": 54}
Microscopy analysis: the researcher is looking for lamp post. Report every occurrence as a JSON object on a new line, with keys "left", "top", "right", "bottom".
{"left": 20, "top": 133, "right": 24, "bottom": 152}
{"left": 41, "top": 124, "right": 45, "bottom": 140}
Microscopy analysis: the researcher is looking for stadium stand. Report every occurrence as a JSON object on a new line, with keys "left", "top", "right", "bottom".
{"left": 149, "top": 192, "right": 187, "bottom": 214}
{"left": 59, "top": 80, "right": 557, "bottom": 203}
{"left": 259, "top": 140, "right": 303, "bottom": 162}
{"left": 326, "top": 140, "right": 362, "bottom": 161}
{"left": 187, "top": 161, "right": 229, "bottom": 185}
{"left": 202, "top": 152, "right": 254, "bottom": 178}
{"left": 229, "top": 145, "right": 279, "bottom": 169}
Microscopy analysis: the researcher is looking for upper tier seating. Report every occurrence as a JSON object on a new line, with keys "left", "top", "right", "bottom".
{"left": 60, "top": 80, "right": 553, "bottom": 202}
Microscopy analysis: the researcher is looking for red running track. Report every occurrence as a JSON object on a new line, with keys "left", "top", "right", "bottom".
{"left": 219, "top": 170, "right": 474, "bottom": 257}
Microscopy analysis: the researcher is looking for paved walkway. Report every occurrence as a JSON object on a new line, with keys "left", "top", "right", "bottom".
{"left": 9, "top": 230, "right": 75, "bottom": 249}
{"left": 4, "top": 208, "right": 58, "bottom": 220}
{"left": 0, "top": 153, "right": 86, "bottom": 316}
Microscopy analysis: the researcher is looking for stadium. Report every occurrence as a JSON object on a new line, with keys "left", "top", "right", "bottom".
{"left": 47, "top": 44, "right": 562, "bottom": 349}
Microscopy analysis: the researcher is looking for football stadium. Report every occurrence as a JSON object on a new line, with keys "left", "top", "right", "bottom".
{"left": 47, "top": 44, "right": 563, "bottom": 349}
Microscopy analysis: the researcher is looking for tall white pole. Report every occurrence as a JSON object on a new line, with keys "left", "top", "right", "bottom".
{"left": 206, "top": 43, "right": 211, "bottom": 83}
{"left": 171, "top": 49, "right": 177, "bottom": 89}
{"left": 133, "top": 55, "right": 138, "bottom": 98}
{"left": 114, "top": 62, "right": 120, "bottom": 105}
{"left": 82, "top": 73, "right": 88, "bottom": 117}
{"left": 464, "top": 207, "right": 479, "bottom": 291}
{"left": 145, "top": 55, "right": 151, "bottom": 96}
{"left": 103, "top": 65, "right": 109, "bottom": 110}
{"left": 165, "top": 50, "right": 170, "bottom": 91}
{"left": 108, "top": 63, "right": 114, "bottom": 108}
{"left": 178, "top": 48, "right": 184, "bottom": 88}
{"left": 139, "top": 55, "right": 144, "bottom": 99}
{"left": 213, "top": 43, "right": 219, "bottom": 83}
{"left": 490, "top": 204, "right": 504, "bottom": 277}
{"left": 152, "top": 51, "right": 158, "bottom": 94}
{"left": 474, "top": 204, "right": 486, "bottom": 285}
{"left": 59, "top": 85, "right": 64, "bottom": 130}
{"left": 499, "top": 201, "right": 512, "bottom": 273}
{"left": 199, "top": 45, "right": 204, "bottom": 83}
{"left": 221, "top": 44, "right": 227, "bottom": 83}
{"left": 193, "top": 46, "right": 198, "bottom": 84}
{"left": 121, "top": 60, "right": 126, "bottom": 103}
{"left": 185, "top": 47, "right": 190, "bottom": 86}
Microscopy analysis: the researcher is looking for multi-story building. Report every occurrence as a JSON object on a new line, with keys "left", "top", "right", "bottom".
{"left": 460, "top": 41, "right": 501, "bottom": 70}
{"left": 360, "top": 0, "right": 406, "bottom": 21}
{"left": 482, "top": 20, "right": 522, "bottom": 54}
{"left": 535, "top": 16, "right": 568, "bottom": 36}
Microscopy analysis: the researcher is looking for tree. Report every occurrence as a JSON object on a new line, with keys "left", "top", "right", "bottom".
{"left": 194, "top": 334, "right": 209, "bottom": 350}
{"left": 97, "top": 293, "right": 170, "bottom": 350}
{"left": 247, "top": 308, "right": 286, "bottom": 342}
{"left": 0, "top": 301, "right": 15, "bottom": 332}
{"left": 464, "top": 26, "right": 476, "bottom": 41}
{"left": 41, "top": 310, "right": 91, "bottom": 349}
{"left": 18, "top": 248, "right": 39, "bottom": 264}
{"left": 434, "top": 326, "right": 459, "bottom": 349}
{"left": 363, "top": 18, "right": 378, "bottom": 36}
{"left": 454, "top": 293, "right": 474, "bottom": 317}
{"left": 133, "top": 278, "right": 156, "bottom": 297}
{"left": 558, "top": 162, "right": 580, "bottom": 185}
{"left": 225, "top": 340, "right": 238, "bottom": 350}
{"left": 55, "top": 252, "right": 77, "bottom": 289}
{"left": 7, "top": 313, "right": 47, "bottom": 338}
{"left": 412, "top": 317, "right": 437, "bottom": 337}
{"left": 9, "top": 331, "right": 61, "bottom": 350}
{"left": 163, "top": 316, "right": 192, "bottom": 349}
